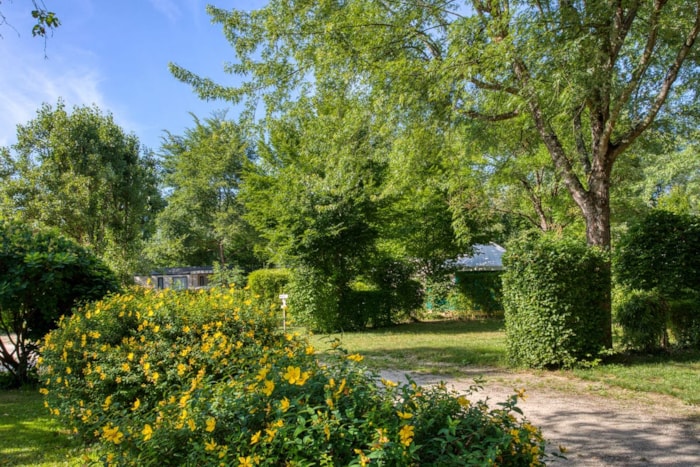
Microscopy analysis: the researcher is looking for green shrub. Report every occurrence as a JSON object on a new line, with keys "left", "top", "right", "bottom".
{"left": 668, "top": 294, "right": 700, "bottom": 349}
{"left": 503, "top": 234, "right": 610, "bottom": 368}
{"left": 614, "top": 289, "right": 669, "bottom": 352}
{"left": 39, "top": 286, "right": 547, "bottom": 466}
{"left": 614, "top": 210, "right": 700, "bottom": 349}
{"left": 247, "top": 268, "right": 291, "bottom": 311}
{"left": 287, "top": 266, "right": 340, "bottom": 332}
{"left": 454, "top": 271, "right": 504, "bottom": 315}
{"left": 0, "top": 222, "right": 119, "bottom": 386}
{"left": 615, "top": 210, "right": 700, "bottom": 296}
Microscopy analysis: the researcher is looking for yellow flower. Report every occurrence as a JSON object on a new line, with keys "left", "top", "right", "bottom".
{"left": 39, "top": 387, "right": 49, "bottom": 395}
{"left": 347, "top": 353, "right": 364, "bottom": 363}
{"left": 283, "top": 366, "right": 311, "bottom": 386}
{"left": 262, "top": 379, "right": 275, "bottom": 396}
{"left": 399, "top": 425, "right": 414, "bottom": 447}
{"left": 205, "top": 439, "right": 218, "bottom": 451}
{"left": 305, "top": 345, "right": 315, "bottom": 355}
{"left": 206, "top": 417, "right": 216, "bottom": 432}
{"left": 177, "top": 363, "right": 187, "bottom": 376}
{"left": 265, "top": 428, "right": 277, "bottom": 441}
{"left": 127, "top": 352, "right": 134, "bottom": 361}
{"left": 397, "top": 411, "right": 413, "bottom": 420}
{"left": 65, "top": 367, "right": 72, "bottom": 374}
{"left": 121, "top": 362, "right": 131, "bottom": 372}
{"left": 250, "top": 430, "right": 261, "bottom": 444}
{"left": 142, "top": 423, "right": 153, "bottom": 441}
{"left": 457, "top": 396, "right": 471, "bottom": 408}
{"left": 102, "top": 424, "right": 124, "bottom": 444}
{"left": 324, "top": 424, "right": 331, "bottom": 440}
{"left": 102, "top": 395, "right": 112, "bottom": 411}
{"left": 132, "top": 398, "right": 141, "bottom": 411}
{"left": 516, "top": 388, "right": 527, "bottom": 400}
{"left": 238, "top": 456, "right": 253, "bottom": 467}
{"left": 381, "top": 378, "right": 398, "bottom": 388}
{"left": 187, "top": 418, "right": 196, "bottom": 431}
{"left": 279, "top": 397, "right": 290, "bottom": 412}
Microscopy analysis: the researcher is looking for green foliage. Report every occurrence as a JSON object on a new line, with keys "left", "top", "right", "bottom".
{"left": 147, "top": 113, "right": 260, "bottom": 271}
{"left": 287, "top": 267, "right": 341, "bottom": 333}
{"left": 454, "top": 271, "right": 504, "bottom": 316}
{"left": 615, "top": 210, "right": 700, "bottom": 296}
{"left": 614, "top": 289, "right": 669, "bottom": 352}
{"left": 0, "top": 101, "right": 163, "bottom": 282}
{"left": 503, "top": 234, "right": 610, "bottom": 368}
{"left": 247, "top": 268, "right": 291, "bottom": 311}
{"left": 0, "top": 222, "right": 118, "bottom": 386}
{"left": 209, "top": 262, "right": 246, "bottom": 288}
{"left": 615, "top": 210, "right": 700, "bottom": 350}
{"left": 39, "top": 287, "right": 546, "bottom": 466}
{"left": 668, "top": 295, "right": 700, "bottom": 350}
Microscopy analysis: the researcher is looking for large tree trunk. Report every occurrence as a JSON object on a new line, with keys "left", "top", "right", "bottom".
{"left": 578, "top": 178, "right": 614, "bottom": 349}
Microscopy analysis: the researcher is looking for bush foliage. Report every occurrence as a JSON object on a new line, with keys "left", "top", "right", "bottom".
{"left": 454, "top": 271, "right": 504, "bottom": 315}
{"left": 247, "top": 268, "right": 291, "bottom": 311}
{"left": 503, "top": 234, "right": 610, "bottom": 368}
{"left": 614, "top": 210, "right": 700, "bottom": 350}
{"left": 39, "top": 286, "right": 546, "bottom": 466}
{"left": 0, "top": 222, "right": 118, "bottom": 386}
{"left": 614, "top": 289, "right": 669, "bottom": 352}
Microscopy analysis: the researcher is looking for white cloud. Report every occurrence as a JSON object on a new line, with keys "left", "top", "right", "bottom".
{"left": 149, "top": 0, "right": 183, "bottom": 23}
{"left": 0, "top": 42, "right": 109, "bottom": 147}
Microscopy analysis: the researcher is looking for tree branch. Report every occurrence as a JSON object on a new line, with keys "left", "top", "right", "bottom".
{"left": 610, "top": 0, "right": 700, "bottom": 161}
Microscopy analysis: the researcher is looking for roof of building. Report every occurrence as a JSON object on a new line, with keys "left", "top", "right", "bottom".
{"left": 450, "top": 243, "right": 505, "bottom": 271}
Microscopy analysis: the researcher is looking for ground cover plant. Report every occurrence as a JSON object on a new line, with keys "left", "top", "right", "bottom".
{"left": 38, "top": 287, "right": 546, "bottom": 466}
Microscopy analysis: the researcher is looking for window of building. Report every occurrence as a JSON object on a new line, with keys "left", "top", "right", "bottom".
{"left": 157, "top": 277, "right": 164, "bottom": 289}
{"left": 199, "top": 275, "right": 207, "bottom": 287}
{"left": 172, "top": 276, "right": 188, "bottom": 290}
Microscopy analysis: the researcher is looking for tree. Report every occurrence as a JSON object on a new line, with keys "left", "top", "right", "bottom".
{"left": 0, "top": 101, "right": 163, "bottom": 282}
{"left": 0, "top": 222, "right": 118, "bottom": 386}
{"left": 1, "top": 0, "right": 59, "bottom": 36}
{"left": 171, "top": 0, "right": 700, "bottom": 346}
{"left": 146, "top": 113, "right": 260, "bottom": 271}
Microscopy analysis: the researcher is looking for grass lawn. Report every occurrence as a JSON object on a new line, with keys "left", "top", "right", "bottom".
{"left": 310, "top": 319, "right": 700, "bottom": 405}
{"left": 0, "top": 388, "right": 89, "bottom": 466}
{"left": 3, "top": 318, "right": 699, "bottom": 465}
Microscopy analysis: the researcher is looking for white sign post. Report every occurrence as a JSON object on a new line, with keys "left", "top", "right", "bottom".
{"left": 279, "top": 294, "right": 288, "bottom": 332}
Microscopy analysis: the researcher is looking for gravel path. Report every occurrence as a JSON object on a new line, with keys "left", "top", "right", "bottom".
{"left": 379, "top": 367, "right": 700, "bottom": 466}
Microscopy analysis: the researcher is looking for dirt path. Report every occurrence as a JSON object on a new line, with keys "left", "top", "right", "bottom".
{"left": 380, "top": 367, "right": 700, "bottom": 466}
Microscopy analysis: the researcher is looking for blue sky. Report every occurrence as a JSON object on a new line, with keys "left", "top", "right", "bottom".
{"left": 0, "top": 1, "right": 265, "bottom": 151}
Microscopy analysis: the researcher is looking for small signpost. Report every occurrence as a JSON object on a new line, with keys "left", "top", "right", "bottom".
{"left": 279, "top": 294, "right": 288, "bottom": 332}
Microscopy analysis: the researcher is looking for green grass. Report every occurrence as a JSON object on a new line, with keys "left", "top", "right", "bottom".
{"left": 572, "top": 351, "right": 700, "bottom": 405}
{"left": 310, "top": 319, "right": 700, "bottom": 405}
{"left": 0, "top": 388, "right": 87, "bottom": 466}
{"left": 310, "top": 319, "right": 507, "bottom": 374}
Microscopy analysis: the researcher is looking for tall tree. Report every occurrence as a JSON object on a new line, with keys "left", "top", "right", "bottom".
{"left": 172, "top": 0, "right": 700, "bottom": 249}
{"left": 0, "top": 101, "right": 163, "bottom": 282}
{"left": 171, "top": 0, "right": 700, "bottom": 346}
{"left": 146, "top": 113, "right": 260, "bottom": 271}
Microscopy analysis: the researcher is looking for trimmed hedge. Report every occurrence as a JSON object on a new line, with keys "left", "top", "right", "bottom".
{"left": 247, "top": 268, "right": 291, "bottom": 310}
{"left": 503, "top": 234, "right": 610, "bottom": 368}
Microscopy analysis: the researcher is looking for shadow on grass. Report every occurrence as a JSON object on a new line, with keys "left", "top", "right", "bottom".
{"left": 364, "top": 319, "right": 505, "bottom": 335}
{"left": 0, "top": 389, "right": 83, "bottom": 466}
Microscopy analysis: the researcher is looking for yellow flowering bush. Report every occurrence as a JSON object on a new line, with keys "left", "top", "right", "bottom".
{"left": 39, "top": 286, "right": 547, "bottom": 466}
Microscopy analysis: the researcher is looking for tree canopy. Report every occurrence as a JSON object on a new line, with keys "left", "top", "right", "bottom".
{"left": 146, "top": 113, "right": 260, "bottom": 271}
{"left": 0, "top": 101, "right": 163, "bottom": 282}
{"left": 172, "top": 0, "right": 700, "bottom": 250}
